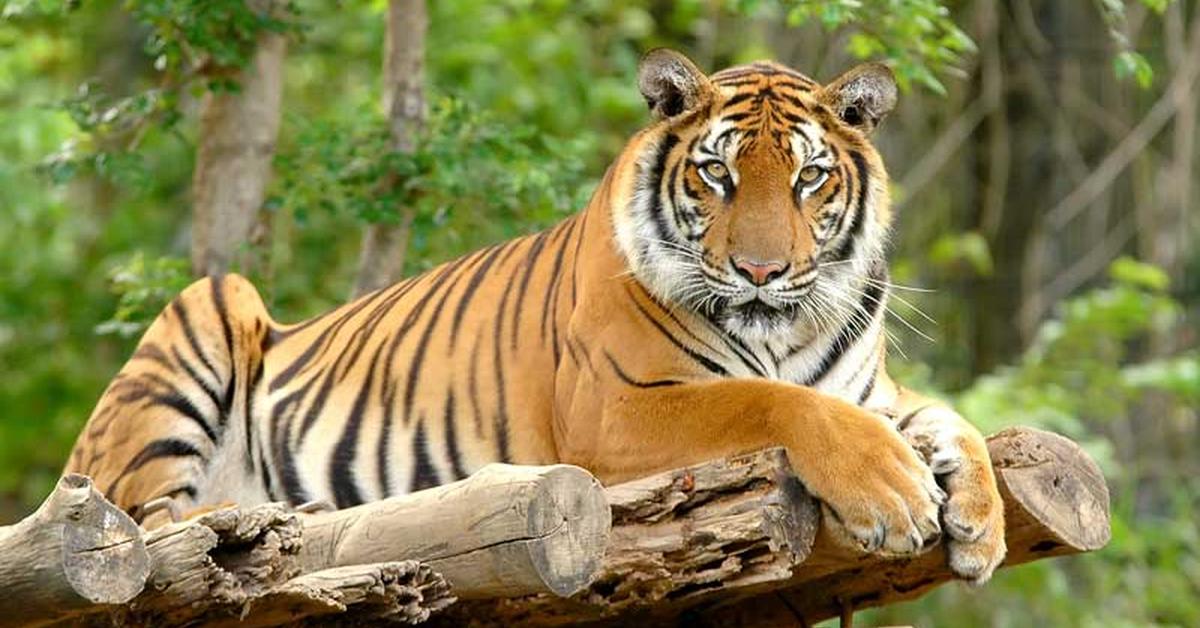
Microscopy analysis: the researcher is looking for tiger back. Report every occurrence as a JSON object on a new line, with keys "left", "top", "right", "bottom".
{"left": 66, "top": 49, "right": 1007, "bottom": 583}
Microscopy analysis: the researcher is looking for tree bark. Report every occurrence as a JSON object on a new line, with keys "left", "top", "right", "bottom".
{"left": 190, "top": 1, "right": 287, "bottom": 277}
{"left": 351, "top": 0, "right": 428, "bottom": 297}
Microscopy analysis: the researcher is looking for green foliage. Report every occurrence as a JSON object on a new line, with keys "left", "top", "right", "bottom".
{"left": 95, "top": 252, "right": 192, "bottom": 338}
{"left": 731, "top": 0, "right": 975, "bottom": 93}
{"left": 1098, "top": 0, "right": 1175, "bottom": 88}
{"left": 957, "top": 258, "right": 1181, "bottom": 441}
{"left": 274, "top": 95, "right": 596, "bottom": 277}
{"left": 129, "top": 0, "right": 303, "bottom": 79}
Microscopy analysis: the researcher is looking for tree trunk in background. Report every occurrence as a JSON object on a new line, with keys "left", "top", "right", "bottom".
{"left": 967, "top": 0, "right": 1048, "bottom": 375}
{"left": 351, "top": 0, "right": 427, "bottom": 297}
{"left": 190, "top": 7, "right": 287, "bottom": 278}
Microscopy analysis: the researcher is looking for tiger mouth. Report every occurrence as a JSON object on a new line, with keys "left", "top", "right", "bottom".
{"left": 726, "top": 298, "right": 798, "bottom": 330}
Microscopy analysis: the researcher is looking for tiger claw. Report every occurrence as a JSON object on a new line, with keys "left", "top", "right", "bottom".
{"left": 140, "top": 496, "right": 182, "bottom": 523}
{"left": 295, "top": 499, "right": 336, "bottom": 514}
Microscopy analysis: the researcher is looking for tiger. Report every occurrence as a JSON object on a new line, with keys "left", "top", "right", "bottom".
{"left": 65, "top": 49, "right": 1006, "bottom": 583}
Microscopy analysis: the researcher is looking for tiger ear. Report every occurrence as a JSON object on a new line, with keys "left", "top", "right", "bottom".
{"left": 637, "top": 49, "right": 713, "bottom": 120}
{"left": 820, "top": 63, "right": 897, "bottom": 134}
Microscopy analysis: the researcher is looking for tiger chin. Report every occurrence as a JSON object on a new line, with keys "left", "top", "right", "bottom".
{"left": 64, "top": 49, "right": 1006, "bottom": 584}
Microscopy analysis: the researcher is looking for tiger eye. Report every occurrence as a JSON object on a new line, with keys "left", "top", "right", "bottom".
{"left": 702, "top": 162, "right": 729, "bottom": 180}
{"left": 798, "top": 165, "right": 824, "bottom": 184}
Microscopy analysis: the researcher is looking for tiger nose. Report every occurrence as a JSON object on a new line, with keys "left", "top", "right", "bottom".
{"left": 732, "top": 257, "right": 788, "bottom": 286}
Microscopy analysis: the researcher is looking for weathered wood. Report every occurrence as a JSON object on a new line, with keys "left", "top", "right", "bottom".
{"left": 443, "top": 426, "right": 1110, "bottom": 627}
{"left": 3, "top": 428, "right": 1105, "bottom": 627}
{"left": 700, "top": 427, "right": 1111, "bottom": 627}
{"left": 209, "top": 561, "right": 454, "bottom": 627}
{"left": 30, "top": 502, "right": 452, "bottom": 627}
{"left": 299, "top": 462, "right": 612, "bottom": 599}
{"left": 0, "top": 474, "right": 148, "bottom": 628}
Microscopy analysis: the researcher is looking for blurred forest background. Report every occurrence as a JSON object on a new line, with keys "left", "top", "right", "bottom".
{"left": 0, "top": 0, "right": 1197, "bottom": 624}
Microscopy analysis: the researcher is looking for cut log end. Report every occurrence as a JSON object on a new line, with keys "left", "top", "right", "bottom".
{"left": 59, "top": 474, "right": 149, "bottom": 605}
{"left": 990, "top": 427, "right": 1112, "bottom": 556}
{"left": 523, "top": 464, "right": 613, "bottom": 597}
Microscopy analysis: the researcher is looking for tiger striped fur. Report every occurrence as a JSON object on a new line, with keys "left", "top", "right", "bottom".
{"left": 65, "top": 49, "right": 1006, "bottom": 583}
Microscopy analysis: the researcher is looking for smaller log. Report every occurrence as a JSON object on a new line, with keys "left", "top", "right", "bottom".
{"left": 298, "top": 462, "right": 612, "bottom": 599}
{"left": 0, "top": 474, "right": 148, "bottom": 628}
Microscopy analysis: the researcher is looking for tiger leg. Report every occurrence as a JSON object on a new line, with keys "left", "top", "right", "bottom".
{"left": 562, "top": 379, "right": 945, "bottom": 558}
{"left": 64, "top": 274, "right": 272, "bottom": 527}
{"left": 891, "top": 389, "right": 1007, "bottom": 583}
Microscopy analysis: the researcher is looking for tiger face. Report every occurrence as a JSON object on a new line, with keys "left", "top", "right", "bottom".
{"left": 615, "top": 50, "right": 898, "bottom": 343}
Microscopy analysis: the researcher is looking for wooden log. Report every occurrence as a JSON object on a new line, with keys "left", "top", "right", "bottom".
{"left": 441, "top": 426, "right": 1110, "bottom": 627}
{"left": 0, "top": 474, "right": 148, "bottom": 628}
{"left": 52, "top": 503, "right": 452, "bottom": 627}
{"left": 209, "top": 561, "right": 454, "bottom": 627}
{"left": 298, "top": 462, "right": 612, "bottom": 599}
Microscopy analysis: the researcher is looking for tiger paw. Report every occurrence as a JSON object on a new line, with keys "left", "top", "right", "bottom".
{"left": 793, "top": 408, "right": 945, "bottom": 559}
{"left": 900, "top": 405, "right": 1006, "bottom": 583}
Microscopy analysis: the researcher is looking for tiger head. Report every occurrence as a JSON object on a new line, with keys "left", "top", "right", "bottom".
{"left": 612, "top": 49, "right": 897, "bottom": 343}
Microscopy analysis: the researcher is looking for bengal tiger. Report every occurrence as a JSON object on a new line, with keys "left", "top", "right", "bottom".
{"left": 65, "top": 49, "right": 1006, "bottom": 583}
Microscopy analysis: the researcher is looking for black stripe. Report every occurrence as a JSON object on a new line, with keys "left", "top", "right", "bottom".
{"left": 829, "top": 150, "right": 870, "bottom": 261}
{"left": 625, "top": 286, "right": 728, "bottom": 376}
{"left": 443, "top": 389, "right": 468, "bottom": 480}
{"left": 329, "top": 344, "right": 385, "bottom": 508}
{"left": 857, "top": 369, "right": 878, "bottom": 405}
{"left": 209, "top": 276, "right": 236, "bottom": 417}
{"left": 541, "top": 217, "right": 576, "bottom": 353}
{"left": 171, "top": 299, "right": 221, "bottom": 384}
{"left": 334, "top": 278, "right": 424, "bottom": 383}
{"left": 569, "top": 210, "right": 588, "bottom": 309}
{"left": 170, "top": 345, "right": 223, "bottom": 415}
{"left": 376, "top": 366, "right": 397, "bottom": 497}
{"left": 403, "top": 252, "right": 483, "bottom": 426}
{"left": 124, "top": 438, "right": 204, "bottom": 474}
{"left": 410, "top": 418, "right": 440, "bottom": 492}
{"left": 491, "top": 255, "right": 517, "bottom": 463}
{"left": 510, "top": 230, "right": 551, "bottom": 350}
{"left": 723, "top": 91, "right": 758, "bottom": 107}
{"left": 131, "top": 344, "right": 173, "bottom": 370}
{"left": 152, "top": 389, "right": 219, "bottom": 444}
{"left": 272, "top": 383, "right": 312, "bottom": 504}
{"left": 450, "top": 243, "right": 506, "bottom": 347}
{"left": 803, "top": 278, "right": 885, "bottom": 385}
{"left": 109, "top": 437, "right": 204, "bottom": 498}
{"left": 269, "top": 289, "right": 389, "bottom": 392}
{"left": 647, "top": 134, "right": 682, "bottom": 248}
{"left": 604, "top": 351, "right": 682, "bottom": 388}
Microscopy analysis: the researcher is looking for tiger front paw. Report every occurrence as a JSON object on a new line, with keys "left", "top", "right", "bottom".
{"left": 791, "top": 409, "right": 945, "bottom": 558}
{"left": 901, "top": 406, "right": 1007, "bottom": 583}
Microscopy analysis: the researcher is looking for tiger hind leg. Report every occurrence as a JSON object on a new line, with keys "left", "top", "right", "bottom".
{"left": 64, "top": 274, "right": 273, "bottom": 527}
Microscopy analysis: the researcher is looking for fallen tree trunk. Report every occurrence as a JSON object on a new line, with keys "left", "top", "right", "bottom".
{"left": 440, "top": 426, "right": 1111, "bottom": 626}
